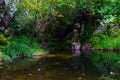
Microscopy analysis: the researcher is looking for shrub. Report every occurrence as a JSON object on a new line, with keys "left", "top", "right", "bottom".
{"left": 4, "top": 35, "right": 47, "bottom": 57}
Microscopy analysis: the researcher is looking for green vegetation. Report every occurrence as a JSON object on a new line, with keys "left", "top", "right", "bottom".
{"left": 0, "top": 0, "right": 120, "bottom": 80}
{"left": 0, "top": 52, "right": 10, "bottom": 60}
{"left": 2, "top": 0, "right": 119, "bottom": 50}
{"left": 0, "top": 34, "right": 8, "bottom": 49}
{"left": 3, "top": 35, "right": 48, "bottom": 57}
{"left": 91, "top": 51, "right": 120, "bottom": 80}
{"left": 90, "top": 29, "right": 120, "bottom": 49}
{"left": 0, "top": 0, "right": 120, "bottom": 58}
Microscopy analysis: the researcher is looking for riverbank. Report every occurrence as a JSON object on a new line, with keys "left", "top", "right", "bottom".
{"left": 90, "top": 48, "right": 120, "bottom": 51}
{"left": 0, "top": 51, "right": 48, "bottom": 62}
{"left": 90, "top": 29, "right": 120, "bottom": 49}
{"left": 0, "top": 35, "right": 48, "bottom": 60}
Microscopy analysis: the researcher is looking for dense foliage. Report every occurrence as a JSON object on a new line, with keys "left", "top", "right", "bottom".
{"left": 0, "top": 0, "right": 120, "bottom": 58}
{"left": 0, "top": 1, "right": 120, "bottom": 80}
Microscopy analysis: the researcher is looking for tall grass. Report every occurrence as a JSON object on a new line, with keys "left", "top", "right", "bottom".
{"left": 4, "top": 35, "right": 48, "bottom": 57}
{"left": 90, "top": 29, "right": 120, "bottom": 49}
{"left": 0, "top": 52, "right": 10, "bottom": 60}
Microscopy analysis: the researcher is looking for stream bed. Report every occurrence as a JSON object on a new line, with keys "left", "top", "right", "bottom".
{"left": 0, "top": 51, "right": 120, "bottom": 80}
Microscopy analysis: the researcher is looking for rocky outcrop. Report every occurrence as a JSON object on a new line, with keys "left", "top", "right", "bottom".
{"left": 0, "top": 0, "right": 16, "bottom": 34}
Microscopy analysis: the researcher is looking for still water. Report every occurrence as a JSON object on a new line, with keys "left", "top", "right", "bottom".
{"left": 0, "top": 51, "right": 120, "bottom": 80}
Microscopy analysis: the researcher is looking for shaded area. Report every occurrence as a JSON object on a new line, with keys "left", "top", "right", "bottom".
{"left": 0, "top": 51, "right": 120, "bottom": 80}
{"left": 90, "top": 51, "right": 120, "bottom": 79}
{"left": 0, "top": 52, "right": 101, "bottom": 80}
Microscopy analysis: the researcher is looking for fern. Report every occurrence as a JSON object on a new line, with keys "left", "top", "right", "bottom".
{"left": 4, "top": 35, "right": 47, "bottom": 57}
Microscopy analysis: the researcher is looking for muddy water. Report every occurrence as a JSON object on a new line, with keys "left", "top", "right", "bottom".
{"left": 0, "top": 52, "right": 102, "bottom": 80}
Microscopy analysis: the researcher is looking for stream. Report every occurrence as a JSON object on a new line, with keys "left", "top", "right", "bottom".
{"left": 0, "top": 51, "right": 120, "bottom": 80}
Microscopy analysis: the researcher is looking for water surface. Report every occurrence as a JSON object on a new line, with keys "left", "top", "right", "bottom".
{"left": 0, "top": 51, "right": 119, "bottom": 80}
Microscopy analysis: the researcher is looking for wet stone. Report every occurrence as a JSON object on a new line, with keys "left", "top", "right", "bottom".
{"left": 37, "top": 68, "right": 41, "bottom": 71}
{"left": 28, "top": 73, "right": 32, "bottom": 76}
{"left": 0, "top": 67, "right": 3, "bottom": 69}
{"left": 78, "top": 77, "right": 82, "bottom": 80}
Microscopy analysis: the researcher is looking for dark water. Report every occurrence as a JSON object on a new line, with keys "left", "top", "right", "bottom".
{"left": 0, "top": 51, "right": 120, "bottom": 80}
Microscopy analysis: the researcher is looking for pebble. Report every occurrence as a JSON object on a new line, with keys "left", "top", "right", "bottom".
{"left": 0, "top": 67, "right": 3, "bottom": 69}
{"left": 28, "top": 73, "right": 32, "bottom": 76}
{"left": 38, "top": 69, "right": 41, "bottom": 71}
{"left": 78, "top": 77, "right": 82, "bottom": 80}
{"left": 110, "top": 71, "right": 115, "bottom": 75}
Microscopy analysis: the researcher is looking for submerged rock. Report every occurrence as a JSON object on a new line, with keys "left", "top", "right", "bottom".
{"left": 28, "top": 73, "right": 32, "bottom": 76}
{"left": 0, "top": 67, "right": 3, "bottom": 69}
{"left": 37, "top": 68, "right": 41, "bottom": 72}
{"left": 110, "top": 71, "right": 115, "bottom": 75}
{"left": 78, "top": 77, "right": 82, "bottom": 80}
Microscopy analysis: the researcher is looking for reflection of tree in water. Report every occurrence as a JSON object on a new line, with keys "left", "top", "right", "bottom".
{"left": 91, "top": 51, "right": 120, "bottom": 79}
{"left": 72, "top": 42, "right": 81, "bottom": 56}
{"left": 72, "top": 49, "right": 81, "bottom": 56}
{"left": 71, "top": 50, "right": 103, "bottom": 80}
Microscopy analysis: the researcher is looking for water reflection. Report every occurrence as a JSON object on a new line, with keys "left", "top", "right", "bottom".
{"left": 0, "top": 52, "right": 100, "bottom": 80}
{"left": 91, "top": 51, "right": 120, "bottom": 80}
{"left": 0, "top": 51, "right": 120, "bottom": 80}
{"left": 72, "top": 48, "right": 90, "bottom": 57}
{"left": 72, "top": 41, "right": 81, "bottom": 56}
{"left": 72, "top": 49, "right": 81, "bottom": 56}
